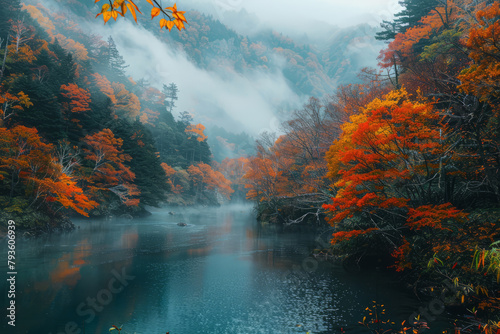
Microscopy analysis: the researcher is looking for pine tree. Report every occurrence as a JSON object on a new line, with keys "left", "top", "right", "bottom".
{"left": 179, "top": 110, "right": 192, "bottom": 127}
{"left": 0, "top": 0, "right": 21, "bottom": 40}
{"left": 0, "top": 0, "right": 21, "bottom": 84}
{"left": 49, "top": 40, "right": 76, "bottom": 86}
{"left": 113, "top": 119, "right": 168, "bottom": 207}
{"left": 394, "top": 0, "right": 439, "bottom": 31}
{"left": 163, "top": 82, "right": 178, "bottom": 113}
{"left": 107, "top": 36, "right": 128, "bottom": 81}
{"left": 375, "top": 20, "right": 400, "bottom": 41}
{"left": 10, "top": 76, "right": 65, "bottom": 143}
{"left": 376, "top": 0, "right": 439, "bottom": 41}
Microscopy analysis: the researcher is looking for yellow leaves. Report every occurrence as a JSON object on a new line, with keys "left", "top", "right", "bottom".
{"left": 126, "top": 3, "right": 138, "bottom": 22}
{"left": 101, "top": 4, "right": 110, "bottom": 12}
{"left": 157, "top": 3, "right": 186, "bottom": 31}
{"left": 96, "top": 3, "right": 118, "bottom": 24}
{"left": 158, "top": 18, "right": 181, "bottom": 31}
{"left": 173, "top": 18, "right": 185, "bottom": 30}
{"left": 173, "top": 10, "right": 186, "bottom": 23}
{"left": 166, "top": 3, "right": 178, "bottom": 12}
{"left": 151, "top": 7, "right": 161, "bottom": 19}
{"left": 166, "top": 20, "right": 175, "bottom": 31}
{"left": 96, "top": 10, "right": 111, "bottom": 24}
{"left": 113, "top": 0, "right": 125, "bottom": 8}
{"left": 185, "top": 124, "right": 208, "bottom": 142}
{"left": 95, "top": 0, "right": 186, "bottom": 31}
{"left": 17, "top": 92, "right": 33, "bottom": 108}
{"left": 95, "top": 0, "right": 141, "bottom": 23}
{"left": 159, "top": 18, "right": 168, "bottom": 29}
{"left": 168, "top": 3, "right": 187, "bottom": 23}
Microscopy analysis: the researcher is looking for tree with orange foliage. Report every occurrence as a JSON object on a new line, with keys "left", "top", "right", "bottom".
{"left": 244, "top": 133, "right": 295, "bottom": 200}
{"left": 81, "top": 129, "right": 139, "bottom": 206}
{"left": 244, "top": 132, "right": 308, "bottom": 223}
{"left": 322, "top": 89, "right": 465, "bottom": 266}
{"left": 185, "top": 123, "right": 207, "bottom": 142}
{"left": 59, "top": 83, "right": 92, "bottom": 133}
{"left": 60, "top": 83, "right": 91, "bottom": 114}
{"left": 188, "top": 162, "right": 233, "bottom": 201}
{"left": 0, "top": 90, "right": 32, "bottom": 126}
{"left": 111, "top": 82, "right": 141, "bottom": 120}
{"left": 10, "top": 20, "right": 33, "bottom": 53}
{"left": 91, "top": 73, "right": 117, "bottom": 104}
{"left": 216, "top": 157, "right": 250, "bottom": 200}
{"left": 244, "top": 94, "right": 371, "bottom": 225}
{"left": 328, "top": 81, "right": 389, "bottom": 122}
{"left": 139, "top": 108, "right": 160, "bottom": 126}
{"left": 138, "top": 86, "right": 163, "bottom": 126}
{"left": 22, "top": 4, "right": 56, "bottom": 39}
{"left": 0, "top": 126, "right": 97, "bottom": 217}
{"left": 54, "top": 33, "right": 89, "bottom": 62}
{"left": 458, "top": 2, "right": 500, "bottom": 102}
{"left": 161, "top": 162, "right": 183, "bottom": 194}
{"left": 377, "top": 0, "right": 477, "bottom": 94}
{"left": 454, "top": 2, "right": 500, "bottom": 203}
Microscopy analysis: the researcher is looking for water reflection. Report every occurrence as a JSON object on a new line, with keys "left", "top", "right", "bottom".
{"left": 0, "top": 205, "right": 428, "bottom": 334}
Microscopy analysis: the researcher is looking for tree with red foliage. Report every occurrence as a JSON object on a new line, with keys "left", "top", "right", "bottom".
{"left": 0, "top": 126, "right": 97, "bottom": 216}
{"left": 323, "top": 89, "right": 465, "bottom": 264}
{"left": 60, "top": 84, "right": 91, "bottom": 114}
{"left": 81, "top": 129, "right": 139, "bottom": 206}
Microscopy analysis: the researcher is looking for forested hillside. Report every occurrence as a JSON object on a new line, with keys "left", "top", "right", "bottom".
{"left": 243, "top": 0, "right": 500, "bottom": 320}
{"left": 0, "top": 0, "right": 242, "bottom": 232}
{"left": 156, "top": 11, "right": 382, "bottom": 97}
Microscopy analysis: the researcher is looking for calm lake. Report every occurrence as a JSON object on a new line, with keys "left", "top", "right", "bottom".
{"left": 1, "top": 205, "right": 452, "bottom": 333}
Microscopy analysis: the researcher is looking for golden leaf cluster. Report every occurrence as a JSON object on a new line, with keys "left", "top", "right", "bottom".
{"left": 95, "top": 0, "right": 187, "bottom": 31}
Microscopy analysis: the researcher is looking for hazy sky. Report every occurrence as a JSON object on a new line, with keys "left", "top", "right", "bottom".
{"left": 187, "top": 0, "right": 401, "bottom": 30}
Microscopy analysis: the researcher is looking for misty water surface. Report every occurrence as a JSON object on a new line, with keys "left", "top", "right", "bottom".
{"left": 0, "top": 205, "right": 451, "bottom": 333}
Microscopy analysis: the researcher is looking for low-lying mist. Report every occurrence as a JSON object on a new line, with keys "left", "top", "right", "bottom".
{"left": 85, "top": 20, "right": 304, "bottom": 136}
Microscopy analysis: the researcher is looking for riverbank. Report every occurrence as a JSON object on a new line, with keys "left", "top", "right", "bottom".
{"left": 0, "top": 209, "right": 74, "bottom": 237}
{"left": 262, "top": 207, "right": 500, "bottom": 333}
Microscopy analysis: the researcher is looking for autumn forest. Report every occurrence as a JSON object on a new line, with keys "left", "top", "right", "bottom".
{"left": 1, "top": 0, "right": 500, "bottom": 332}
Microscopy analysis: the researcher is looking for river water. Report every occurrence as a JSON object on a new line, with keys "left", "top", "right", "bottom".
{"left": 1, "top": 205, "right": 451, "bottom": 334}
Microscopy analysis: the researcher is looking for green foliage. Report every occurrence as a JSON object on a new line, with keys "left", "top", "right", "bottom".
{"left": 0, "top": 0, "right": 21, "bottom": 39}
{"left": 420, "top": 28, "right": 463, "bottom": 61}
{"left": 10, "top": 75, "right": 66, "bottom": 143}
{"left": 394, "top": 0, "right": 439, "bottom": 32}
{"left": 114, "top": 119, "right": 168, "bottom": 207}
{"left": 0, "top": 196, "right": 28, "bottom": 213}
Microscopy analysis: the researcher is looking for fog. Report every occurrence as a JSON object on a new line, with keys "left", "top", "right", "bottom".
{"left": 86, "top": 20, "right": 302, "bottom": 136}
{"left": 78, "top": 0, "right": 401, "bottom": 136}
{"left": 183, "top": 0, "right": 402, "bottom": 37}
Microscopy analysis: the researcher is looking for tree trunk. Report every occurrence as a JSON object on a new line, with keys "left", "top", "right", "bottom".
{"left": 0, "top": 34, "right": 9, "bottom": 84}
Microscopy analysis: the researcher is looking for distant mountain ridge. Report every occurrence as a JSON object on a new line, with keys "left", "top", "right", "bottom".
{"left": 156, "top": 10, "right": 384, "bottom": 97}
{"left": 62, "top": 0, "right": 383, "bottom": 98}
